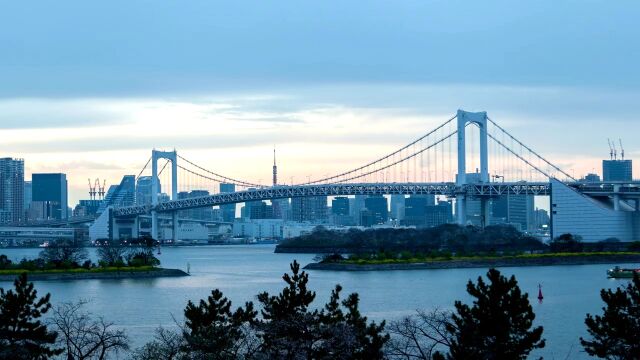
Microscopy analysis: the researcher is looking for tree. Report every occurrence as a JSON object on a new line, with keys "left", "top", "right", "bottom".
{"left": 52, "top": 300, "right": 129, "bottom": 360}
{"left": 39, "top": 239, "right": 88, "bottom": 266}
{"left": 130, "top": 327, "right": 186, "bottom": 360}
{"left": 256, "top": 260, "right": 388, "bottom": 359}
{"left": 0, "top": 273, "right": 62, "bottom": 359}
{"left": 386, "top": 309, "right": 453, "bottom": 359}
{"left": 581, "top": 273, "right": 640, "bottom": 359}
{"left": 182, "top": 289, "right": 258, "bottom": 359}
{"left": 96, "top": 242, "right": 127, "bottom": 267}
{"left": 435, "top": 268, "right": 544, "bottom": 360}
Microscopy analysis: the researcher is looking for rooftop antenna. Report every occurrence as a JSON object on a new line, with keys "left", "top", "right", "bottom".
{"left": 607, "top": 139, "right": 614, "bottom": 160}
{"left": 619, "top": 139, "right": 625, "bottom": 160}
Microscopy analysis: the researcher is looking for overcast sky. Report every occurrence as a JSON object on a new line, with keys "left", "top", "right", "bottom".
{"left": 1, "top": 0, "right": 639, "bottom": 205}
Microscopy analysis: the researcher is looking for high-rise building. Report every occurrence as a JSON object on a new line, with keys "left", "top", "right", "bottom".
{"left": 350, "top": 195, "right": 366, "bottom": 225}
{"left": 23, "top": 181, "right": 32, "bottom": 221}
{"left": 390, "top": 195, "right": 405, "bottom": 221}
{"left": 0, "top": 158, "right": 24, "bottom": 224}
{"left": 136, "top": 176, "right": 161, "bottom": 205}
{"left": 331, "top": 196, "right": 353, "bottom": 225}
{"left": 491, "top": 194, "right": 535, "bottom": 231}
{"left": 291, "top": 196, "right": 327, "bottom": 222}
{"left": 98, "top": 175, "right": 135, "bottom": 213}
{"left": 219, "top": 183, "right": 236, "bottom": 222}
{"left": 425, "top": 201, "right": 453, "bottom": 227}
{"left": 404, "top": 196, "right": 428, "bottom": 226}
{"left": 178, "top": 190, "right": 213, "bottom": 220}
{"left": 364, "top": 196, "right": 388, "bottom": 225}
{"left": 32, "top": 173, "right": 68, "bottom": 220}
{"left": 603, "top": 160, "right": 632, "bottom": 181}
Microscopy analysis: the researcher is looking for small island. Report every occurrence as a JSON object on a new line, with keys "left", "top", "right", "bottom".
{"left": 0, "top": 238, "right": 188, "bottom": 281}
{"left": 274, "top": 224, "right": 640, "bottom": 271}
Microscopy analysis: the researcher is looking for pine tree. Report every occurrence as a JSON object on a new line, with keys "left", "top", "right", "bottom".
{"left": 581, "top": 273, "right": 640, "bottom": 359}
{"left": 0, "top": 273, "right": 62, "bottom": 360}
{"left": 436, "top": 268, "right": 544, "bottom": 360}
{"left": 183, "top": 289, "right": 257, "bottom": 359}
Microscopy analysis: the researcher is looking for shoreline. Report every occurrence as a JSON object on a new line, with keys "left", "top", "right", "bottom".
{"left": 0, "top": 268, "right": 189, "bottom": 281}
{"left": 304, "top": 254, "right": 640, "bottom": 271}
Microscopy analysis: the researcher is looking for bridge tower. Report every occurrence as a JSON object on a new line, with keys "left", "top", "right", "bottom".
{"left": 456, "top": 110, "right": 490, "bottom": 226}
{"left": 151, "top": 150, "right": 178, "bottom": 241}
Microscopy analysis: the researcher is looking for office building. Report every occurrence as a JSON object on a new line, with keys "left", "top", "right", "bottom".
{"left": 350, "top": 195, "right": 366, "bottom": 225}
{"left": 98, "top": 175, "right": 136, "bottom": 213}
{"left": 271, "top": 198, "right": 290, "bottom": 220}
{"left": 363, "top": 196, "right": 388, "bottom": 225}
{"left": 219, "top": 183, "right": 237, "bottom": 222}
{"left": 491, "top": 194, "right": 535, "bottom": 231}
{"left": 178, "top": 190, "right": 214, "bottom": 220}
{"left": 31, "top": 173, "right": 68, "bottom": 220}
{"left": 331, "top": 197, "right": 353, "bottom": 225}
{"left": 0, "top": 158, "right": 24, "bottom": 224}
{"left": 425, "top": 201, "right": 453, "bottom": 227}
{"left": 73, "top": 199, "right": 102, "bottom": 217}
{"left": 390, "top": 195, "right": 405, "bottom": 221}
{"left": 291, "top": 196, "right": 328, "bottom": 223}
{"left": 581, "top": 173, "right": 601, "bottom": 182}
{"left": 603, "top": 160, "right": 632, "bottom": 181}
{"left": 136, "top": 176, "right": 161, "bottom": 205}
{"left": 403, "top": 196, "right": 428, "bottom": 226}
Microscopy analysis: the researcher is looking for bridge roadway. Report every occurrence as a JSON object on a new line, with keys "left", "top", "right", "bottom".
{"left": 113, "top": 182, "right": 552, "bottom": 217}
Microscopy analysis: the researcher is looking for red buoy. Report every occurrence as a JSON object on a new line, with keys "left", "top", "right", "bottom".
{"left": 537, "top": 284, "right": 544, "bottom": 302}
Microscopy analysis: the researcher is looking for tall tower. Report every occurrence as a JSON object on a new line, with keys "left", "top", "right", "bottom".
{"left": 272, "top": 146, "right": 278, "bottom": 186}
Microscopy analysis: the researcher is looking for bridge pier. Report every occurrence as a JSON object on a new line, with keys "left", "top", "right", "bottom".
{"left": 172, "top": 211, "right": 178, "bottom": 242}
{"left": 456, "top": 195, "right": 467, "bottom": 225}
{"left": 151, "top": 211, "right": 158, "bottom": 240}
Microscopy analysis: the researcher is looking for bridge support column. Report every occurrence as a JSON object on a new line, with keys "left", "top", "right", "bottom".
{"left": 132, "top": 216, "right": 140, "bottom": 239}
{"left": 172, "top": 211, "right": 179, "bottom": 242}
{"left": 456, "top": 196, "right": 467, "bottom": 225}
{"left": 613, "top": 185, "right": 621, "bottom": 211}
{"left": 480, "top": 198, "right": 491, "bottom": 228}
{"left": 151, "top": 211, "right": 158, "bottom": 240}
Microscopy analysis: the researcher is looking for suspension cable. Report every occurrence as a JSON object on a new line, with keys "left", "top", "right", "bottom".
{"left": 487, "top": 133, "right": 552, "bottom": 179}
{"left": 135, "top": 157, "right": 152, "bottom": 181}
{"left": 300, "top": 114, "right": 457, "bottom": 185}
{"left": 177, "top": 155, "right": 264, "bottom": 187}
{"left": 487, "top": 117, "right": 576, "bottom": 181}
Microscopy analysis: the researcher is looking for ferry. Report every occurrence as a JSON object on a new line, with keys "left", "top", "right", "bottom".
{"left": 607, "top": 266, "right": 640, "bottom": 278}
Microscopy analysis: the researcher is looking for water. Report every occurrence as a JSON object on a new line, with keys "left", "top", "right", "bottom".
{"left": 0, "top": 245, "right": 632, "bottom": 359}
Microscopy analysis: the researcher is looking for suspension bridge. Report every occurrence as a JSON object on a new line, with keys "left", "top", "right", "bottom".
{"left": 108, "top": 109, "right": 640, "bottom": 242}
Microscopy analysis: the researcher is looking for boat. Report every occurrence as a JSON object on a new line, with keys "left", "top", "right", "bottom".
{"left": 607, "top": 266, "right": 640, "bottom": 278}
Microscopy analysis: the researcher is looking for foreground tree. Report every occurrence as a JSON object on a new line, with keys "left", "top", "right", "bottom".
{"left": 256, "top": 260, "right": 388, "bottom": 359}
{"left": 434, "top": 268, "right": 544, "bottom": 360}
{"left": 183, "top": 289, "right": 258, "bottom": 359}
{"left": 52, "top": 300, "right": 129, "bottom": 360}
{"left": 96, "top": 241, "right": 127, "bottom": 267}
{"left": 581, "top": 273, "right": 640, "bottom": 359}
{"left": 0, "top": 273, "right": 62, "bottom": 359}
{"left": 386, "top": 309, "right": 453, "bottom": 359}
{"left": 129, "top": 327, "right": 185, "bottom": 360}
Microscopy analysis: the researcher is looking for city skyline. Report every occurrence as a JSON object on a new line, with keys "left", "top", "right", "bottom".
{"left": 1, "top": 1, "right": 639, "bottom": 205}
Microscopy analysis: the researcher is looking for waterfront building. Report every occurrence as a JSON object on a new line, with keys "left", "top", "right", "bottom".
{"left": 0, "top": 226, "right": 77, "bottom": 247}
{"left": 603, "top": 159, "right": 632, "bottom": 181}
{"left": 550, "top": 178, "right": 640, "bottom": 242}
{"left": 233, "top": 218, "right": 284, "bottom": 240}
{"left": 403, "top": 196, "right": 428, "bottom": 226}
{"left": 219, "top": 183, "right": 237, "bottom": 222}
{"left": 98, "top": 175, "right": 136, "bottom": 213}
{"left": 0, "top": 157, "right": 24, "bottom": 224}
{"left": 31, "top": 173, "right": 68, "bottom": 220}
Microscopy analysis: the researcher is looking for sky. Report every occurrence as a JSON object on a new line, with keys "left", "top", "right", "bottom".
{"left": 1, "top": 0, "right": 639, "bottom": 205}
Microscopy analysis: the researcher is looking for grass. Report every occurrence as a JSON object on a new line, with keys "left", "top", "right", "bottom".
{"left": 0, "top": 265, "right": 158, "bottom": 275}
{"left": 340, "top": 252, "right": 640, "bottom": 265}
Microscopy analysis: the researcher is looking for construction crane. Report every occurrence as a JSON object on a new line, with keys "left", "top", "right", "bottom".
{"left": 619, "top": 138, "right": 625, "bottom": 160}
{"left": 607, "top": 139, "right": 615, "bottom": 160}
{"left": 98, "top": 179, "right": 106, "bottom": 199}
{"left": 88, "top": 179, "right": 96, "bottom": 200}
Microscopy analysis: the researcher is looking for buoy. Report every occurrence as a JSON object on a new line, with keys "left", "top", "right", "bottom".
{"left": 538, "top": 284, "right": 544, "bottom": 302}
